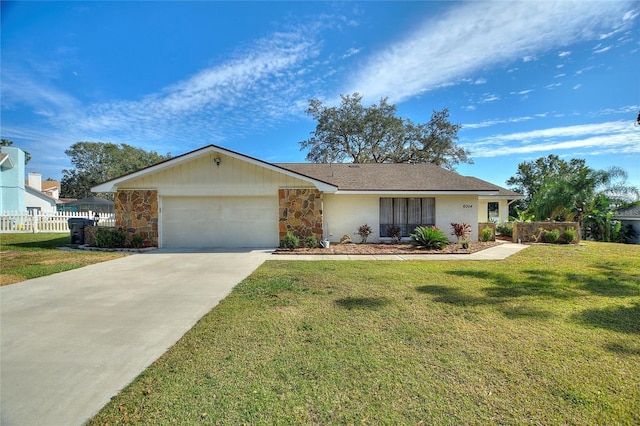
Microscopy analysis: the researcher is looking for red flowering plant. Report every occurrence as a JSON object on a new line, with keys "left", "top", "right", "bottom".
{"left": 357, "top": 224, "right": 373, "bottom": 243}
{"left": 451, "top": 222, "right": 472, "bottom": 243}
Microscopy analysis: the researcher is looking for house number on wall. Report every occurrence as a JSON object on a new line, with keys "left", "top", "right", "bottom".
{"left": 463, "top": 204, "right": 473, "bottom": 208}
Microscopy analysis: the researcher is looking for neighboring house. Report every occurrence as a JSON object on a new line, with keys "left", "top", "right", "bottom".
{"left": 92, "top": 144, "right": 522, "bottom": 248}
{"left": 0, "top": 147, "right": 61, "bottom": 214}
{"left": 41, "top": 179, "right": 61, "bottom": 200}
{"left": 0, "top": 146, "right": 26, "bottom": 213}
{"left": 614, "top": 205, "right": 640, "bottom": 244}
{"left": 25, "top": 173, "right": 57, "bottom": 214}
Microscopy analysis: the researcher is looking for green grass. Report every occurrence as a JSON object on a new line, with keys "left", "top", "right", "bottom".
{"left": 0, "top": 233, "right": 125, "bottom": 285}
{"left": 89, "top": 242, "right": 640, "bottom": 425}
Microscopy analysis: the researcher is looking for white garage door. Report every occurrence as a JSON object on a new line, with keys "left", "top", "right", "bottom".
{"left": 162, "top": 196, "right": 278, "bottom": 248}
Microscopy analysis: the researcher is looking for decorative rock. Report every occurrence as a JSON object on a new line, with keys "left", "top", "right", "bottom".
{"left": 340, "top": 234, "right": 352, "bottom": 244}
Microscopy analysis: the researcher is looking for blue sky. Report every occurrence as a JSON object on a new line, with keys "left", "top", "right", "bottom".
{"left": 2, "top": 1, "right": 639, "bottom": 191}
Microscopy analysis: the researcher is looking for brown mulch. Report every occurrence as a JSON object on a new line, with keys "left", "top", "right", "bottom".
{"left": 274, "top": 240, "right": 502, "bottom": 255}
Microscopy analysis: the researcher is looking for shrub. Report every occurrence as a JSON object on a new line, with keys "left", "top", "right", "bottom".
{"left": 451, "top": 222, "right": 471, "bottom": 242}
{"left": 480, "top": 227, "right": 494, "bottom": 242}
{"left": 614, "top": 223, "right": 638, "bottom": 244}
{"left": 386, "top": 225, "right": 402, "bottom": 244}
{"left": 543, "top": 229, "right": 560, "bottom": 244}
{"left": 357, "top": 224, "right": 373, "bottom": 243}
{"left": 131, "top": 234, "right": 144, "bottom": 248}
{"left": 304, "top": 235, "right": 318, "bottom": 249}
{"left": 563, "top": 228, "right": 578, "bottom": 244}
{"left": 282, "top": 232, "right": 299, "bottom": 250}
{"left": 410, "top": 226, "right": 448, "bottom": 250}
{"left": 496, "top": 222, "right": 513, "bottom": 237}
{"left": 95, "top": 228, "right": 126, "bottom": 248}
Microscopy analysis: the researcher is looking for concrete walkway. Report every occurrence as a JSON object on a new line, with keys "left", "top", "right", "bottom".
{"left": 0, "top": 249, "right": 271, "bottom": 426}
{"left": 271, "top": 242, "right": 529, "bottom": 261}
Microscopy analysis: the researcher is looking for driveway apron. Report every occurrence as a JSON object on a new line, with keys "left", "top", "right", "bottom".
{"left": 1, "top": 248, "right": 271, "bottom": 426}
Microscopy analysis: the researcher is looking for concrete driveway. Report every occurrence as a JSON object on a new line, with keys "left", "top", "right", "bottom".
{"left": 0, "top": 248, "right": 272, "bottom": 426}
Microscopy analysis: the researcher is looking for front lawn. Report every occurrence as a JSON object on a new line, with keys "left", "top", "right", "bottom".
{"left": 90, "top": 242, "right": 640, "bottom": 425}
{"left": 0, "top": 233, "right": 125, "bottom": 286}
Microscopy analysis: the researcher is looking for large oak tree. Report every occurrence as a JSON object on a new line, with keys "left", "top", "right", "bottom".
{"left": 299, "top": 93, "right": 471, "bottom": 170}
{"left": 61, "top": 142, "right": 171, "bottom": 199}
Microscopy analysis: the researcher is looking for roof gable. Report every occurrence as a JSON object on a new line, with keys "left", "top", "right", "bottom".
{"left": 0, "top": 153, "right": 15, "bottom": 170}
{"left": 91, "top": 145, "right": 338, "bottom": 193}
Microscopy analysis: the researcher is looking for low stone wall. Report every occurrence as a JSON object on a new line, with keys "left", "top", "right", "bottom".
{"left": 478, "top": 222, "right": 496, "bottom": 241}
{"left": 513, "top": 222, "right": 580, "bottom": 244}
{"left": 278, "top": 189, "right": 323, "bottom": 245}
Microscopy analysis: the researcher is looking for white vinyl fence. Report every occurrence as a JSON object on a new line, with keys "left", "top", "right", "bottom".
{"left": 0, "top": 211, "right": 116, "bottom": 233}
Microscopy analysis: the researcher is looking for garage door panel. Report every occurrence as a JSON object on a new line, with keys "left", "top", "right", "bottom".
{"left": 162, "top": 196, "right": 278, "bottom": 248}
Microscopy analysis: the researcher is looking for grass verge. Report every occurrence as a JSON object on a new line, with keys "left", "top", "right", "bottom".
{"left": 0, "top": 233, "right": 126, "bottom": 286}
{"left": 89, "top": 242, "right": 640, "bottom": 425}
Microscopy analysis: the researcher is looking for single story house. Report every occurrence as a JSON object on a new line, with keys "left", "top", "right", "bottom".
{"left": 614, "top": 205, "right": 640, "bottom": 244}
{"left": 25, "top": 173, "right": 57, "bottom": 214}
{"left": 92, "top": 144, "right": 522, "bottom": 248}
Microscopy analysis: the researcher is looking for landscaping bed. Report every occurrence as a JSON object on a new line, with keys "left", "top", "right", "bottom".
{"left": 274, "top": 240, "right": 501, "bottom": 255}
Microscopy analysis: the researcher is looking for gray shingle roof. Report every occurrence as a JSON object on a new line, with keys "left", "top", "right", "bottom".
{"left": 276, "top": 163, "right": 520, "bottom": 195}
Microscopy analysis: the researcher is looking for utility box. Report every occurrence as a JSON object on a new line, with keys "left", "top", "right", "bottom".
{"left": 68, "top": 218, "right": 95, "bottom": 245}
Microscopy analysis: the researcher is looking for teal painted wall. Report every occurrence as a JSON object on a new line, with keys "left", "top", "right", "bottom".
{"left": 0, "top": 146, "right": 26, "bottom": 213}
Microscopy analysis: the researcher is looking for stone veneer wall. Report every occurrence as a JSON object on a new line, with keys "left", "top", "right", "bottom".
{"left": 513, "top": 221, "right": 580, "bottom": 244}
{"left": 115, "top": 190, "right": 158, "bottom": 247}
{"left": 477, "top": 222, "right": 496, "bottom": 242}
{"left": 279, "top": 189, "right": 323, "bottom": 245}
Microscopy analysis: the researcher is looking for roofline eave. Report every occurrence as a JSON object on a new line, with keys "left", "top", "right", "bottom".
{"left": 91, "top": 145, "right": 338, "bottom": 193}
{"left": 331, "top": 190, "right": 501, "bottom": 196}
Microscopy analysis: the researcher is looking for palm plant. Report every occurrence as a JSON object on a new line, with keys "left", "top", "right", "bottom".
{"left": 410, "top": 226, "right": 448, "bottom": 250}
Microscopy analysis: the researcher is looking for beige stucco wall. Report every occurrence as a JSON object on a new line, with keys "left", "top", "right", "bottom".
{"left": 435, "top": 195, "right": 479, "bottom": 242}
{"left": 323, "top": 194, "right": 380, "bottom": 242}
{"left": 119, "top": 153, "right": 314, "bottom": 196}
{"left": 323, "top": 193, "right": 480, "bottom": 243}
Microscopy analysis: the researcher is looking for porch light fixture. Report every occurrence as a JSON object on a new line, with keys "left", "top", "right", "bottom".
{"left": 214, "top": 157, "right": 221, "bottom": 166}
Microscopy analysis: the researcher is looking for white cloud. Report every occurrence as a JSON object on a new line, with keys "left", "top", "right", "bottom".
{"left": 573, "top": 84, "right": 582, "bottom": 90}
{"left": 593, "top": 45, "right": 612, "bottom": 53}
{"left": 348, "top": 0, "right": 634, "bottom": 103}
{"left": 464, "top": 115, "right": 537, "bottom": 129}
{"left": 1, "top": 68, "right": 79, "bottom": 112}
{"left": 590, "top": 105, "right": 640, "bottom": 116}
{"left": 467, "top": 121, "right": 639, "bottom": 158}
{"left": 6, "top": 28, "right": 324, "bottom": 153}
{"left": 558, "top": 50, "right": 571, "bottom": 57}
{"left": 575, "top": 65, "right": 596, "bottom": 75}
{"left": 510, "top": 89, "right": 533, "bottom": 95}
{"left": 480, "top": 93, "right": 500, "bottom": 103}
{"left": 342, "top": 47, "right": 361, "bottom": 58}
